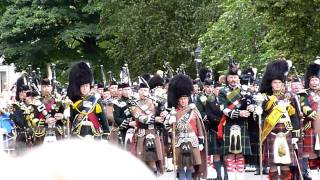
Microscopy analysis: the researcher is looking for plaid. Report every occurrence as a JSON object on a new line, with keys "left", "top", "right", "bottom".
{"left": 219, "top": 87, "right": 241, "bottom": 108}
{"left": 263, "top": 123, "right": 296, "bottom": 167}
{"left": 207, "top": 129, "right": 223, "bottom": 155}
{"left": 303, "top": 125, "right": 316, "bottom": 155}
{"left": 248, "top": 121, "right": 260, "bottom": 156}
{"left": 222, "top": 120, "right": 252, "bottom": 155}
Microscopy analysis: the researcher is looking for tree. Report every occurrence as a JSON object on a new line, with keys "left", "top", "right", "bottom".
{"left": 201, "top": 0, "right": 320, "bottom": 74}
{"left": 254, "top": 0, "right": 320, "bottom": 72}
{"left": 0, "top": 0, "right": 108, "bottom": 82}
{"left": 100, "top": 0, "right": 223, "bottom": 78}
{"left": 200, "top": 0, "right": 269, "bottom": 74}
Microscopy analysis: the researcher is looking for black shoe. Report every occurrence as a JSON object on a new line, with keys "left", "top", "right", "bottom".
{"left": 255, "top": 168, "right": 268, "bottom": 175}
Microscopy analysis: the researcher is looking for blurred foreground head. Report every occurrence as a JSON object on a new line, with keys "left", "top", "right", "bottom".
{"left": 1, "top": 140, "right": 156, "bottom": 180}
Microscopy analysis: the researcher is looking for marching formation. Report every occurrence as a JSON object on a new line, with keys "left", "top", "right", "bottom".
{"left": 1, "top": 57, "right": 320, "bottom": 180}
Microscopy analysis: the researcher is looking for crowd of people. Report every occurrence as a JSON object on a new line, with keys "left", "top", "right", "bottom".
{"left": 0, "top": 58, "right": 320, "bottom": 180}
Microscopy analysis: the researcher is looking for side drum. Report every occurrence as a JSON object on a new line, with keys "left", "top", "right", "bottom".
{"left": 0, "top": 114, "right": 16, "bottom": 153}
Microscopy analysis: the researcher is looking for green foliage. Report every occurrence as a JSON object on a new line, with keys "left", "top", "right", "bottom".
{"left": 100, "top": 0, "right": 223, "bottom": 77}
{"left": 1, "top": 0, "right": 320, "bottom": 81}
{"left": 200, "top": 0, "right": 271, "bottom": 74}
{"left": 0, "top": 0, "right": 107, "bottom": 82}
{"left": 200, "top": 0, "right": 320, "bottom": 74}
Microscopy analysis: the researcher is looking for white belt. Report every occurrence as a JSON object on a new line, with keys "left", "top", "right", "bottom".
{"left": 179, "top": 132, "right": 197, "bottom": 138}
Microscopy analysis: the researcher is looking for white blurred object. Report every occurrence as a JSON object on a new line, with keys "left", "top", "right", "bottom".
{"left": 6, "top": 140, "right": 156, "bottom": 180}
{"left": 198, "top": 144, "right": 204, "bottom": 151}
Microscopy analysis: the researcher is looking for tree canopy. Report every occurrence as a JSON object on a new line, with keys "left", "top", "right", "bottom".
{"left": 0, "top": 0, "right": 319, "bottom": 81}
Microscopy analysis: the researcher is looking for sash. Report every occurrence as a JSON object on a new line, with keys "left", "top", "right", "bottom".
{"left": 73, "top": 95, "right": 100, "bottom": 131}
{"left": 261, "top": 105, "right": 285, "bottom": 142}
{"left": 176, "top": 110, "right": 193, "bottom": 132}
{"left": 217, "top": 88, "right": 241, "bottom": 139}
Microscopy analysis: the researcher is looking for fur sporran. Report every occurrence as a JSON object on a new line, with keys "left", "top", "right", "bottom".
{"left": 144, "top": 133, "right": 156, "bottom": 152}
{"left": 229, "top": 125, "right": 242, "bottom": 154}
{"left": 180, "top": 142, "right": 192, "bottom": 156}
{"left": 273, "top": 132, "right": 291, "bottom": 164}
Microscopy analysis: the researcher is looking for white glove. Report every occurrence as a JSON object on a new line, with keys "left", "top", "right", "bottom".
{"left": 200, "top": 95, "right": 207, "bottom": 103}
{"left": 291, "top": 138, "right": 299, "bottom": 145}
{"left": 198, "top": 144, "right": 204, "bottom": 151}
{"left": 63, "top": 108, "right": 70, "bottom": 119}
{"left": 255, "top": 106, "right": 263, "bottom": 115}
{"left": 169, "top": 115, "right": 176, "bottom": 124}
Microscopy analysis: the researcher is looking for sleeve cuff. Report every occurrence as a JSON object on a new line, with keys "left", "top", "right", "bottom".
{"left": 292, "top": 129, "right": 300, "bottom": 138}
{"left": 230, "top": 109, "right": 240, "bottom": 119}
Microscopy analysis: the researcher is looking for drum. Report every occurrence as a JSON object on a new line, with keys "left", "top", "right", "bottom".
{"left": 0, "top": 113, "right": 16, "bottom": 153}
{"left": 0, "top": 114, "right": 15, "bottom": 134}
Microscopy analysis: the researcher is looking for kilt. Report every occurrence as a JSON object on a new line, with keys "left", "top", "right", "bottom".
{"left": 109, "top": 127, "right": 120, "bottom": 145}
{"left": 136, "top": 129, "right": 163, "bottom": 162}
{"left": 263, "top": 123, "right": 296, "bottom": 166}
{"left": 175, "top": 142, "right": 202, "bottom": 168}
{"left": 303, "top": 125, "right": 319, "bottom": 156}
{"left": 222, "top": 120, "right": 252, "bottom": 155}
{"left": 207, "top": 129, "right": 223, "bottom": 155}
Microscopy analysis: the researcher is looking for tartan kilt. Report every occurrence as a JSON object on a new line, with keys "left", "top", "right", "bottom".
{"left": 136, "top": 129, "right": 163, "bottom": 162}
{"left": 249, "top": 130, "right": 259, "bottom": 156}
{"left": 303, "top": 127, "right": 320, "bottom": 156}
{"left": 263, "top": 123, "right": 296, "bottom": 167}
{"left": 222, "top": 121, "right": 252, "bottom": 155}
{"left": 207, "top": 129, "right": 223, "bottom": 155}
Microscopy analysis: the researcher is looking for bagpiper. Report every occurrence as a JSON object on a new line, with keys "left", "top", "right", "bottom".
{"left": 167, "top": 74, "right": 207, "bottom": 180}
{"left": 67, "top": 61, "right": 110, "bottom": 140}
{"left": 10, "top": 76, "right": 33, "bottom": 155}
{"left": 299, "top": 59, "right": 320, "bottom": 179}
{"left": 32, "top": 78, "right": 65, "bottom": 144}
{"left": 205, "top": 80, "right": 225, "bottom": 180}
{"left": 131, "top": 80, "right": 164, "bottom": 175}
{"left": 217, "top": 59, "right": 254, "bottom": 180}
{"left": 260, "top": 59, "right": 300, "bottom": 180}
{"left": 112, "top": 83, "right": 135, "bottom": 148}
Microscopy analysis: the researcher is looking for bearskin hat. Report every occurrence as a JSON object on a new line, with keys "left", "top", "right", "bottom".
{"left": 259, "top": 59, "right": 289, "bottom": 95}
{"left": 199, "top": 68, "right": 213, "bottom": 82}
{"left": 148, "top": 75, "right": 164, "bottom": 90}
{"left": 67, "top": 61, "right": 93, "bottom": 102}
{"left": 305, "top": 59, "right": 320, "bottom": 89}
{"left": 15, "top": 75, "right": 29, "bottom": 101}
{"left": 167, "top": 74, "right": 193, "bottom": 108}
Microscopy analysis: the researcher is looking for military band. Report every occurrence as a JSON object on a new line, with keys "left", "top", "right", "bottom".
{"left": 3, "top": 57, "right": 320, "bottom": 180}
